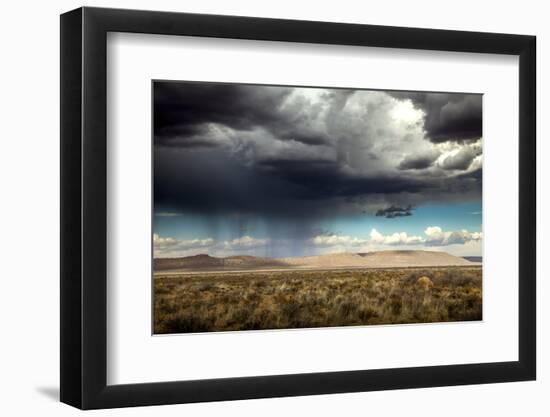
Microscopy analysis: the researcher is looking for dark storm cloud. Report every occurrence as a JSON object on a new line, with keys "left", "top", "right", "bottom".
{"left": 154, "top": 147, "right": 429, "bottom": 218}
{"left": 435, "top": 168, "right": 482, "bottom": 198}
{"left": 155, "top": 82, "right": 288, "bottom": 134}
{"left": 154, "top": 82, "right": 331, "bottom": 147}
{"left": 153, "top": 82, "right": 482, "bottom": 221}
{"left": 440, "top": 147, "right": 477, "bottom": 170}
{"left": 398, "top": 151, "right": 440, "bottom": 170}
{"left": 256, "top": 157, "right": 427, "bottom": 197}
{"left": 156, "top": 131, "right": 221, "bottom": 149}
{"left": 390, "top": 92, "right": 482, "bottom": 143}
{"left": 375, "top": 205, "right": 414, "bottom": 218}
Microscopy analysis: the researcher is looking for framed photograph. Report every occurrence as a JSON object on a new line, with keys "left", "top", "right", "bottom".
{"left": 60, "top": 7, "right": 536, "bottom": 409}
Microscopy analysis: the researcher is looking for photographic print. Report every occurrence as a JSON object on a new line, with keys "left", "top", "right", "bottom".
{"left": 153, "top": 81, "right": 483, "bottom": 334}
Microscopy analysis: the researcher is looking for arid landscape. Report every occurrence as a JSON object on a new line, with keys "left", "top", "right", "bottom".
{"left": 153, "top": 83, "right": 484, "bottom": 335}
{"left": 154, "top": 250, "right": 482, "bottom": 334}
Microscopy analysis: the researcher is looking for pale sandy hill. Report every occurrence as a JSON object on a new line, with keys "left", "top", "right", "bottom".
{"left": 282, "top": 250, "right": 473, "bottom": 268}
{"left": 155, "top": 250, "right": 475, "bottom": 272}
{"left": 222, "top": 255, "right": 287, "bottom": 268}
{"left": 281, "top": 252, "right": 368, "bottom": 268}
{"left": 357, "top": 250, "right": 473, "bottom": 267}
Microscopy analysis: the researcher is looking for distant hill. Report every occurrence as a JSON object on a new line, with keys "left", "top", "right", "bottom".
{"left": 462, "top": 256, "right": 482, "bottom": 263}
{"left": 154, "top": 254, "right": 287, "bottom": 271}
{"left": 222, "top": 255, "right": 288, "bottom": 268}
{"left": 281, "top": 252, "right": 370, "bottom": 268}
{"left": 283, "top": 250, "right": 474, "bottom": 269}
{"left": 357, "top": 250, "right": 473, "bottom": 267}
{"left": 155, "top": 250, "right": 476, "bottom": 272}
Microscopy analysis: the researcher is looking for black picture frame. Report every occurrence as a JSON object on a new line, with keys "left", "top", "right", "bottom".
{"left": 60, "top": 6, "right": 536, "bottom": 410}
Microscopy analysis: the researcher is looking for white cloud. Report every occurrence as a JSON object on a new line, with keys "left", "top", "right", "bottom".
{"left": 310, "top": 226, "right": 482, "bottom": 254}
{"left": 153, "top": 234, "right": 269, "bottom": 258}
{"left": 154, "top": 226, "right": 482, "bottom": 258}
{"left": 424, "top": 226, "right": 482, "bottom": 246}
{"left": 223, "top": 235, "right": 269, "bottom": 248}
{"left": 311, "top": 234, "right": 368, "bottom": 247}
{"left": 435, "top": 139, "right": 482, "bottom": 172}
{"left": 390, "top": 98, "right": 424, "bottom": 124}
{"left": 153, "top": 233, "right": 216, "bottom": 257}
{"left": 369, "top": 228, "right": 424, "bottom": 245}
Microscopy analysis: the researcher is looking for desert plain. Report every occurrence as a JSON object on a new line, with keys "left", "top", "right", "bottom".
{"left": 153, "top": 250, "right": 482, "bottom": 334}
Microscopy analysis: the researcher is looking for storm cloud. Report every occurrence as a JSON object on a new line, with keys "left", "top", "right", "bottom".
{"left": 154, "top": 82, "right": 482, "bottom": 221}
{"left": 439, "top": 142, "right": 482, "bottom": 170}
{"left": 375, "top": 205, "right": 414, "bottom": 219}
{"left": 389, "top": 92, "right": 482, "bottom": 143}
{"left": 398, "top": 150, "right": 440, "bottom": 170}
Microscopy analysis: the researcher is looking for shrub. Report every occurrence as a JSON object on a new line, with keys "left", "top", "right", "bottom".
{"left": 154, "top": 266, "right": 482, "bottom": 333}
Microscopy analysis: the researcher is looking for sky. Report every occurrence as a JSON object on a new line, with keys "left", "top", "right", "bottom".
{"left": 153, "top": 81, "right": 482, "bottom": 258}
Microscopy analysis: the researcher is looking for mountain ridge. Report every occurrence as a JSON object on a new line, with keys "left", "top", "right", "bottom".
{"left": 154, "top": 250, "right": 477, "bottom": 272}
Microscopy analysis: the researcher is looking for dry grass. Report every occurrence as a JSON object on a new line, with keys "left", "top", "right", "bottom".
{"left": 154, "top": 266, "right": 482, "bottom": 334}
